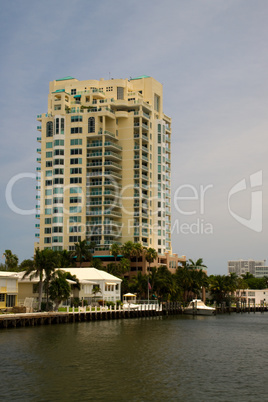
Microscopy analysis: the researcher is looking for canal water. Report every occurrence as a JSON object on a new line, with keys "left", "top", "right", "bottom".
{"left": 1, "top": 313, "right": 267, "bottom": 401}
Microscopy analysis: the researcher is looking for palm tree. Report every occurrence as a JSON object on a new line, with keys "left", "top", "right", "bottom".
{"left": 56, "top": 249, "right": 74, "bottom": 268}
{"left": 150, "top": 267, "right": 157, "bottom": 292}
{"left": 191, "top": 269, "right": 209, "bottom": 299}
{"left": 129, "top": 272, "right": 147, "bottom": 299}
{"left": 118, "top": 258, "right": 131, "bottom": 277}
{"left": 144, "top": 247, "right": 157, "bottom": 273}
{"left": 209, "top": 275, "right": 230, "bottom": 305}
{"left": 188, "top": 258, "right": 207, "bottom": 270}
{"left": 64, "top": 272, "right": 80, "bottom": 291}
{"left": 49, "top": 270, "right": 72, "bottom": 311}
{"left": 144, "top": 247, "right": 157, "bottom": 301}
{"left": 18, "top": 259, "right": 34, "bottom": 272}
{"left": 176, "top": 266, "right": 193, "bottom": 302}
{"left": 44, "top": 263, "right": 58, "bottom": 311}
{"left": 121, "top": 241, "right": 135, "bottom": 276}
{"left": 227, "top": 273, "right": 238, "bottom": 293}
{"left": 110, "top": 243, "right": 121, "bottom": 264}
{"left": 154, "top": 265, "right": 175, "bottom": 301}
{"left": 73, "top": 240, "right": 92, "bottom": 267}
{"left": 121, "top": 241, "right": 135, "bottom": 260}
{"left": 3, "top": 250, "right": 19, "bottom": 271}
{"left": 133, "top": 243, "right": 143, "bottom": 271}
{"left": 92, "top": 284, "right": 102, "bottom": 303}
{"left": 23, "top": 248, "right": 57, "bottom": 311}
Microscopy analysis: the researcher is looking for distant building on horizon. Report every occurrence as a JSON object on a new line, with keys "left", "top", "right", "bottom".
{"left": 228, "top": 259, "right": 267, "bottom": 277}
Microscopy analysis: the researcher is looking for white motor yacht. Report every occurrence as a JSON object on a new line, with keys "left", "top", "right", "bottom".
{"left": 184, "top": 299, "right": 216, "bottom": 316}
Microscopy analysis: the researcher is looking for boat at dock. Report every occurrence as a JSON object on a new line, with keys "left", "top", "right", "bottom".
{"left": 184, "top": 299, "right": 216, "bottom": 316}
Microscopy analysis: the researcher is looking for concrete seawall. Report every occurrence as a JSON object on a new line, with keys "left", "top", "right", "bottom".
{"left": 1, "top": 303, "right": 267, "bottom": 329}
{"left": 0, "top": 303, "right": 183, "bottom": 329}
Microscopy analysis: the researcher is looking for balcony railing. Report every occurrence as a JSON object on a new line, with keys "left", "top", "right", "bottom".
{"left": 87, "top": 152, "right": 102, "bottom": 158}
{"left": 104, "top": 151, "right": 122, "bottom": 160}
{"left": 104, "top": 141, "right": 122, "bottom": 150}
{"left": 87, "top": 142, "right": 102, "bottom": 148}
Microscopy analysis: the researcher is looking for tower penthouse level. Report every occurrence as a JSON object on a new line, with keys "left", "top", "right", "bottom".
{"left": 35, "top": 75, "right": 173, "bottom": 257}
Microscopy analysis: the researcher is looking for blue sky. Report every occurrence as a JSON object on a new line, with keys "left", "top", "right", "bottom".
{"left": 0, "top": 0, "right": 267, "bottom": 274}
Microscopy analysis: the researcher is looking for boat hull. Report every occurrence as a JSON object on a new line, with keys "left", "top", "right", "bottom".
{"left": 184, "top": 299, "right": 216, "bottom": 316}
{"left": 184, "top": 308, "right": 215, "bottom": 316}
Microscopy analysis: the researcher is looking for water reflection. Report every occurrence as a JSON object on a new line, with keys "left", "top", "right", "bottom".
{"left": 1, "top": 314, "right": 267, "bottom": 401}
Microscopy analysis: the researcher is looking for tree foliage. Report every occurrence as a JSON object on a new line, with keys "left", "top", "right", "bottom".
{"left": 144, "top": 247, "right": 157, "bottom": 271}
{"left": 72, "top": 240, "right": 92, "bottom": 267}
{"left": 49, "top": 270, "right": 71, "bottom": 311}
{"left": 3, "top": 250, "right": 19, "bottom": 271}
{"left": 110, "top": 243, "right": 121, "bottom": 263}
{"left": 23, "top": 248, "right": 58, "bottom": 311}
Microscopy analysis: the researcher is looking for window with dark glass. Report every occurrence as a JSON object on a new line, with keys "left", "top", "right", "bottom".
{"left": 70, "top": 177, "right": 82, "bottom": 183}
{"left": 46, "top": 121, "right": 53, "bottom": 137}
{"left": 88, "top": 117, "right": 95, "bottom": 133}
{"left": 70, "top": 149, "right": 82, "bottom": 155}
{"left": 55, "top": 118, "right": 59, "bottom": 134}
{"left": 71, "top": 127, "right": 82, "bottom": 134}
{"left": 61, "top": 118, "right": 64, "bottom": 134}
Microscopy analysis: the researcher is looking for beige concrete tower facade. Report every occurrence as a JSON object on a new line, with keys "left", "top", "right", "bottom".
{"left": 35, "top": 75, "right": 173, "bottom": 256}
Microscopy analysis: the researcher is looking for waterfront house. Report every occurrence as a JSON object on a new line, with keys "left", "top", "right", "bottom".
{"left": 59, "top": 267, "right": 122, "bottom": 304}
{"left": 18, "top": 268, "right": 121, "bottom": 307}
{"left": 236, "top": 288, "right": 268, "bottom": 306}
{"left": 0, "top": 271, "right": 19, "bottom": 309}
{"left": 17, "top": 272, "right": 42, "bottom": 308}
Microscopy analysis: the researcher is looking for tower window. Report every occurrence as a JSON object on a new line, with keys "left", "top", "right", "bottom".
{"left": 117, "top": 87, "right": 124, "bottom": 100}
{"left": 154, "top": 94, "right": 160, "bottom": 112}
{"left": 61, "top": 118, "right": 64, "bottom": 134}
{"left": 88, "top": 117, "right": 95, "bottom": 133}
{"left": 46, "top": 121, "right": 53, "bottom": 137}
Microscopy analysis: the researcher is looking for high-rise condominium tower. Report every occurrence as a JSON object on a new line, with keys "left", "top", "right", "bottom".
{"left": 35, "top": 75, "right": 173, "bottom": 258}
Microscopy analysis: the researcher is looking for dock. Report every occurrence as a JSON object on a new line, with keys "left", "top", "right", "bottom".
{"left": 1, "top": 302, "right": 267, "bottom": 329}
{"left": 0, "top": 302, "right": 182, "bottom": 329}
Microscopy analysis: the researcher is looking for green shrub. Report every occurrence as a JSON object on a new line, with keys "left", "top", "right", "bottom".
{"left": 106, "top": 301, "right": 115, "bottom": 307}
{"left": 71, "top": 297, "right": 81, "bottom": 307}
{"left": 41, "top": 301, "right": 53, "bottom": 311}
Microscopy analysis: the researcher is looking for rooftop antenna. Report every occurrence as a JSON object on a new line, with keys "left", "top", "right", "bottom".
{"left": 109, "top": 72, "right": 111, "bottom": 80}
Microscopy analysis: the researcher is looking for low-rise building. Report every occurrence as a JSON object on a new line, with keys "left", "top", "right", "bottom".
{"left": 18, "top": 268, "right": 121, "bottom": 306}
{"left": 91, "top": 249, "right": 186, "bottom": 277}
{"left": 235, "top": 288, "right": 268, "bottom": 306}
{"left": 60, "top": 267, "right": 121, "bottom": 304}
{"left": 0, "top": 271, "right": 19, "bottom": 309}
